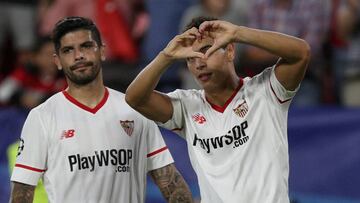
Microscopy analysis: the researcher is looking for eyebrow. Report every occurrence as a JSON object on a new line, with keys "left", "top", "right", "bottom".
{"left": 80, "top": 41, "right": 95, "bottom": 46}
{"left": 60, "top": 40, "right": 94, "bottom": 50}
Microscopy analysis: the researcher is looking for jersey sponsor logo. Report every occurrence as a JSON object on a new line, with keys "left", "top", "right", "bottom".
{"left": 192, "top": 121, "right": 249, "bottom": 153}
{"left": 120, "top": 120, "right": 134, "bottom": 136}
{"left": 68, "top": 149, "right": 132, "bottom": 173}
{"left": 192, "top": 113, "right": 207, "bottom": 124}
{"left": 233, "top": 100, "right": 248, "bottom": 118}
{"left": 17, "top": 138, "right": 25, "bottom": 156}
{"left": 61, "top": 129, "right": 75, "bottom": 139}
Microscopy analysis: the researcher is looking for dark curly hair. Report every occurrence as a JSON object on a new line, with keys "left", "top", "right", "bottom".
{"left": 183, "top": 16, "right": 218, "bottom": 33}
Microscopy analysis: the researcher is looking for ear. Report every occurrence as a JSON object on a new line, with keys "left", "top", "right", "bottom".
{"left": 53, "top": 54, "right": 62, "bottom": 70}
{"left": 100, "top": 43, "right": 106, "bottom": 61}
{"left": 226, "top": 43, "right": 235, "bottom": 61}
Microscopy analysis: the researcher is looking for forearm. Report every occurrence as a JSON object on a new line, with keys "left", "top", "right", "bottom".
{"left": 9, "top": 182, "right": 35, "bottom": 203}
{"left": 125, "top": 52, "right": 173, "bottom": 107}
{"left": 150, "top": 164, "right": 193, "bottom": 203}
{"left": 235, "top": 26, "right": 310, "bottom": 63}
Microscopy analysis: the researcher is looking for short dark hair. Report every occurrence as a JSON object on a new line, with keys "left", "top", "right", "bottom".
{"left": 183, "top": 16, "right": 218, "bottom": 33}
{"left": 52, "top": 16, "right": 102, "bottom": 54}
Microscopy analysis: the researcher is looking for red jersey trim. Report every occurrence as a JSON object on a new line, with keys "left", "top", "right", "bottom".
{"left": 147, "top": 146, "right": 168, "bottom": 158}
{"left": 15, "top": 164, "right": 46, "bottom": 173}
{"left": 171, "top": 127, "right": 183, "bottom": 131}
{"left": 62, "top": 88, "right": 109, "bottom": 114}
{"left": 269, "top": 80, "right": 291, "bottom": 104}
{"left": 206, "top": 78, "right": 244, "bottom": 113}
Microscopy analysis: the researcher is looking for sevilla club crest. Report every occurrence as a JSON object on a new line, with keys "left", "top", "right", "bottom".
{"left": 120, "top": 120, "right": 134, "bottom": 136}
{"left": 233, "top": 100, "right": 248, "bottom": 118}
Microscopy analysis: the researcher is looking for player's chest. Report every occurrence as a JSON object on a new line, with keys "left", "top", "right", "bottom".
{"left": 187, "top": 96, "right": 251, "bottom": 132}
{"left": 45, "top": 113, "right": 139, "bottom": 173}
{"left": 184, "top": 95, "right": 270, "bottom": 155}
{"left": 48, "top": 112, "right": 140, "bottom": 154}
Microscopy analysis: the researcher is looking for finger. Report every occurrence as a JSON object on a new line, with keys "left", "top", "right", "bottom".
{"left": 177, "top": 33, "right": 196, "bottom": 45}
{"left": 179, "top": 29, "right": 200, "bottom": 41}
{"left": 206, "top": 30, "right": 216, "bottom": 39}
{"left": 185, "top": 27, "right": 200, "bottom": 35}
{"left": 187, "top": 27, "right": 199, "bottom": 33}
{"left": 187, "top": 27, "right": 202, "bottom": 40}
{"left": 205, "top": 43, "right": 221, "bottom": 58}
{"left": 198, "top": 21, "right": 212, "bottom": 33}
{"left": 188, "top": 51, "right": 205, "bottom": 59}
{"left": 199, "top": 20, "right": 220, "bottom": 33}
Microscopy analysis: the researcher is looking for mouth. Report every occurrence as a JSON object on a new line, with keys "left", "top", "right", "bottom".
{"left": 198, "top": 72, "right": 212, "bottom": 82}
{"left": 70, "top": 62, "right": 93, "bottom": 71}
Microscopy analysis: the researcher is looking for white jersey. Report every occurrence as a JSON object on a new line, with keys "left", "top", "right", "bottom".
{"left": 11, "top": 88, "right": 173, "bottom": 203}
{"left": 159, "top": 66, "right": 297, "bottom": 203}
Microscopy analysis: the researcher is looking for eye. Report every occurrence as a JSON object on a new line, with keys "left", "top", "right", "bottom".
{"left": 199, "top": 46, "right": 211, "bottom": 54}
{"left": 62, "top": 48, "right": 72, "bottom": 54}
{"left": 84, "top": 44, "right": 93, "bottom": 48}
{"left": 186, "top": 57, "right": 195, "bottom": 63}
{"left": 82, "top": 42, "right": 95, "bottom": 49}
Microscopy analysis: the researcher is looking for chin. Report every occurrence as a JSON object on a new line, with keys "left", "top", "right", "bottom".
{"left": 199, "top": 82, "right": 213, "bottom": 90}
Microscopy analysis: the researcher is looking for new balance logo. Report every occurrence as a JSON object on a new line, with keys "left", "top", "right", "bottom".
{"left": 192, "top": 113, "right": 206, "bottom": 124}
{"left": 61, "top": 129, "right": 75, "bottom": 139}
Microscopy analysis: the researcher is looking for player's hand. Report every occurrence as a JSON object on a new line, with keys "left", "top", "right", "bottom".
{"left": 198, "top": 20, "right": 238, "bottom": 58}
{"left": 162, "top": 27, "right": 205, "bottom": 60}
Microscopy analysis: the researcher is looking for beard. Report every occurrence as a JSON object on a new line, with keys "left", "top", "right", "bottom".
{"left": 63, "top": 61, "right": 101, "bottom": 86}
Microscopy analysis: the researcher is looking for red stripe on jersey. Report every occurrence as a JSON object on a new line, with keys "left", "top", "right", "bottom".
{"left": 147, "top": 146, "right": 168, "bottom": 158}
{"left": 171, "top": 127, "right": 183, "bottom": 131}
{"left": 206, "top": 78, "right": 244, "bottom": 113}
{"left": 269, "top": 80, "right": 291, "bottom": 104}
{"left": 15, "top": 164, "right": 46, "bottom": 173}
{"left": 62, "top": 88, "right": 109, "bottom": 114}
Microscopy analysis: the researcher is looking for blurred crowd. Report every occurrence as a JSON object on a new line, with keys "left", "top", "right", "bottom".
{"left": 0, "top": 0, "right": 359, "bottom": 110}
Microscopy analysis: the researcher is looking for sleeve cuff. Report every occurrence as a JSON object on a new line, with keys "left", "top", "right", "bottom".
{"left": 11, "top": 165, "right": 44, "bottom": 186}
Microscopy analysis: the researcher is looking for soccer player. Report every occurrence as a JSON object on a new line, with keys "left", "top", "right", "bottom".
{"left": 125, "top": 17, "right": 311, "bottom": 202}
{"left": 9, "top": 16, "right": 193, "bottom": 203}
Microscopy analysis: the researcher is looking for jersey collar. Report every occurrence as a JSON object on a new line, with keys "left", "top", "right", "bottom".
{"left": 206, "top": 78, "right": 243, "bottom": 113}
{"left": 62, "top": 88, "right": 109, "bottom": 114}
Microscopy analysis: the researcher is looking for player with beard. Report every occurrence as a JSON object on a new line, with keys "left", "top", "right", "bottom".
{"left": 9, "top": 16, "right": 193, "bottom": 203}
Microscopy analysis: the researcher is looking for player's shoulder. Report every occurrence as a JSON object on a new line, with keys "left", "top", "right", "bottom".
{"left": 107, "top": 87, "right": 125, "bottom": 98}
{"left": 243, "top": 66, "right": 273, "bottom": 86}
{"left": 31, "top": 91, "right": 64, "bottom": 113}
{"left": 168, "top": 88, "right": 203, "bottom": 100}
{"left": 106, "top": 88, "right": 132, "bottom": 109}
{"left": 107, "top": 87, "right": 152, "bottom": 120}
{"left": 25, "top": 91, "right": 64, "bottom": 123}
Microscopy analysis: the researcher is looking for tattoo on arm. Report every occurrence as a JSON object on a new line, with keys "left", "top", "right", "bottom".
{"left": 9, "top": 182, "right": 35, "bottom": 203}
{"left": 150, "top": 164, "right": 193, "bottom": 203}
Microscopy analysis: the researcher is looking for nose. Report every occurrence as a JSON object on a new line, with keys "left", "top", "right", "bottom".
{"left": 74, "top": 48, "right": 85, "bottom": 61}
{"left": 194, "top": 58, "right": 206, "bottom": 70}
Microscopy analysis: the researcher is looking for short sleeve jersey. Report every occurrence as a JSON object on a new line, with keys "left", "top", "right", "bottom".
{"left": 11, "top": 88, "right": 173, "bottom": 203}
{"left": 159, "top": 66, "right": 297, "bottom": 203}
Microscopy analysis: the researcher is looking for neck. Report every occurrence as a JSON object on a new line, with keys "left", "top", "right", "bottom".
{"left": 65, "top": 72, "right": 105, "bottom": 108}
{"left": 204, "top": 73, "right": 240, "bottom": 107}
